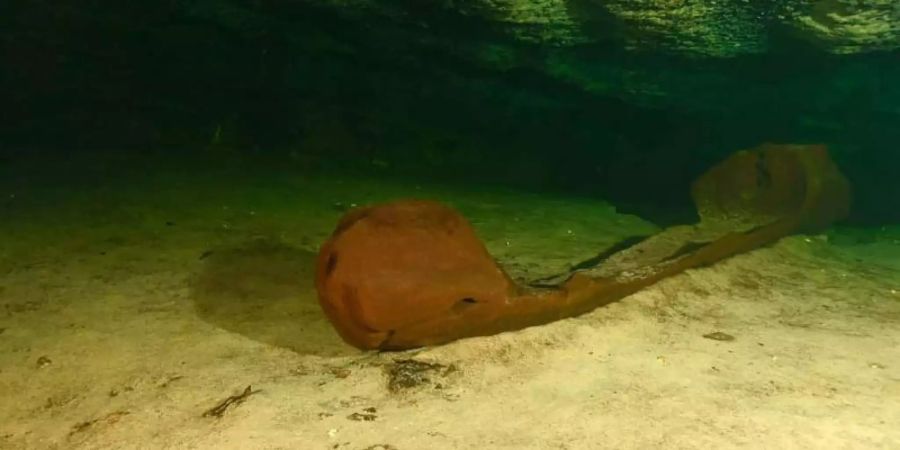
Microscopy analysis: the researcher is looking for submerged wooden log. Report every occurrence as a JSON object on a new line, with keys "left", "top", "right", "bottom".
{"left": 315, "top": 143, "right": 851, "bottom": 350}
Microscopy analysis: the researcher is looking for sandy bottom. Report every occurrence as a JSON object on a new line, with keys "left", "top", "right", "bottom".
{"left": 1, "top": 153, "right": 899, "bottom": 449}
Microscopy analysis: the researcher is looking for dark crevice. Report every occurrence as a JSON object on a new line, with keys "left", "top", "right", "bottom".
{"left": 325, "top": 253, "right": 339, "bottom": 278}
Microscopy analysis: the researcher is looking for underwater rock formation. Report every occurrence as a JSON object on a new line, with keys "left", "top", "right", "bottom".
{"left": 306, "top": 0, "right": 898, "bottom": 56}
{"left": 7, "top": 1, "right": 898, "bottom": 222}
{"left": 788, "top": 0, "right": 900, "bottom": 54}
{"left": 603, "top": 0, "right": 770, "bottom": 57}
{"left": 315, "top": 144, "right": 851, "bottom": 350}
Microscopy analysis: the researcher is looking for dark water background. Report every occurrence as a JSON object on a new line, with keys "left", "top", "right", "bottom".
{"left": 3, "top": 1, "right": 898, "bottom": 225}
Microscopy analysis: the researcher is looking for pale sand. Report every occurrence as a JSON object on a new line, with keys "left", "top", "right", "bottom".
{"left": 1, "top": 154, "right": 898, "bottom": 449}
